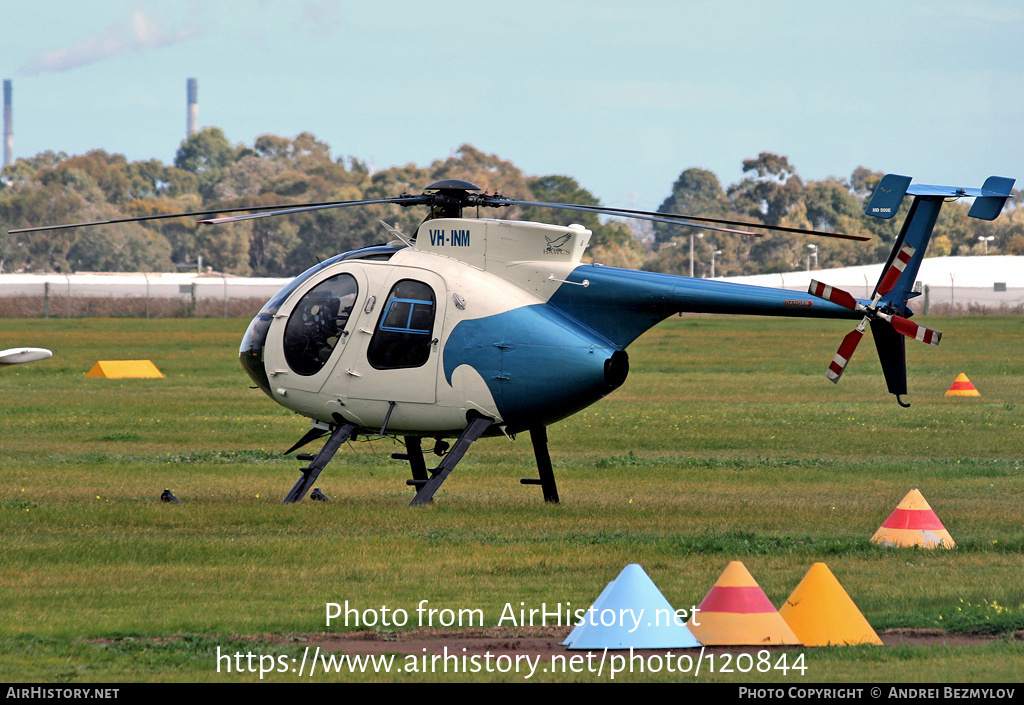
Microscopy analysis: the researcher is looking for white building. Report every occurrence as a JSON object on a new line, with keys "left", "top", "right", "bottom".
{"left": 720, "top": 256, "right": 1024, "bottom": 313}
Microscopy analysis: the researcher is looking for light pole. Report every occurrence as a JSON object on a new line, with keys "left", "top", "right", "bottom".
{"left": 979, "top": 235, "right": 994, "bottom": 253}
{"left": 806, "top": 244, "right": 818, "bottom": 271}
{"left": 710, "top": 249, "right": 722, "bottom": 278}
{"left": 950, "top": 272, "right": 956, "bottom": 315}
{"left": 689, "top": 231, "right": 703, "bottom": 278}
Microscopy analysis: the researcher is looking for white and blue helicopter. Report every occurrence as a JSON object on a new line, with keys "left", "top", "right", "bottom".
{"left": 12, "top": 174, "right": 1014, "bottom": 505}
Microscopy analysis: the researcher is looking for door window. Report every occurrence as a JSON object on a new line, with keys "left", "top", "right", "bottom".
{"left": 284, "top": 273, "right": 358, "bottom": 375}
{"left": 367, "top": 279, "right": 436, "bottom": 369}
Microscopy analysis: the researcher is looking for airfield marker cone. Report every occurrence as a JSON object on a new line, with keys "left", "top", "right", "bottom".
{"left": 778, "top": 563, "right": 882, "bottom": 646}
{"left": 945, "top": 373, "right": 980, "bottom": 397}
{"left": 563, "top": 564, "right": 701, "bottom": 649}
{"left": 870, "top": 489, "right": 955, "bottom": 549}
{"left": 687, "top": 561, "right": 801, "bottom": 645}
{"left": 85, "top": 360, "right": 164, "bottom": 379}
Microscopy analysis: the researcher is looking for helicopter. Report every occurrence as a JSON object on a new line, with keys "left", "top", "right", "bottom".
{"left": 10, "top": 173, "right": 1015, "bottom": 506}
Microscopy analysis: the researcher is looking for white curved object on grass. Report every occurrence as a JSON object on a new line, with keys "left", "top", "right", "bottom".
{"left": 0, "top": 347, "right": 53, "bottom": 366}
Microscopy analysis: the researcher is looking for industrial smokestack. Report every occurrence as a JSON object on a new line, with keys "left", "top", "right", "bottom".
{"left": 3, "top": 80, "right": 12, "bottom": 168}
{"left": 186, "top": 77, "right": 198, "bottom": 136}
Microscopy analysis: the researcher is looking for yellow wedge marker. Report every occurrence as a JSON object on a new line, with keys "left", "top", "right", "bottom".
{"left": 86, "top": 360, "right": 164, "bottom": 379}
{"left": 779, "top": 563, "right": 882, "bottom": 646}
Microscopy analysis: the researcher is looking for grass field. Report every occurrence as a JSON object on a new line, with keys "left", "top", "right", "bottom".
{"left": 1, "top": 315, "right": 1022, "bottom": 683}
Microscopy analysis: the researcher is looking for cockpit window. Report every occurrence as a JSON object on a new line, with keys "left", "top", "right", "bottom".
{"left": 367, "top": 279, "right": 436, "bottom": 369}
{"left": 284, "top": 273, "right": 358, "bottom": 376}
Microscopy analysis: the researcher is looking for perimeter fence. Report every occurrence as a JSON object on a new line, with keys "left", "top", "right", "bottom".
{"left": 0, "top": 275, "right": 1021, "bottom": 318}
{"left": 0, "top": 274, "right": 288, "bottom": 319}
{"left": 759, "top": 282, "right": 1024, "bottom": 316}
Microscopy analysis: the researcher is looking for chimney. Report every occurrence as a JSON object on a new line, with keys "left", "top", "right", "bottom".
{"left": 3, "top": 80, "right": 11, "bottom": 168}
{"left": 186, "top": 77, "right": 198, "bottom": 136}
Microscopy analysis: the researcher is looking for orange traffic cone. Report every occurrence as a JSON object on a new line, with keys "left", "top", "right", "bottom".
{"left": 687, "top": 561, "right": 801, "bottom": 645}
{"left": 945, "top": 373, "right": 980, "bottom": 397}
{"left": 870, "top": 489, "right": 955, "bottom": 549}
{"left": 779, "top": 563, "right": 882, "bottom": 646}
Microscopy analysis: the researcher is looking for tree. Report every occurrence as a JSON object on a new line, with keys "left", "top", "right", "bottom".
{"left": 126, "top": 159, "right": 198, "bottom": 200}
{"left": 517, "top": 174, "right": 643, "bottom": 264}
{"left": 248, "top": 217, "right": 300, "bottom": 276}
{"left": 66, "top": 223, "right": 173, "bottom": 272}
{"left": 801, "top": 179, "right": 878, "bottom": 267}
{"left": 850, "top": 166, "right": 883, "bottom": 200}
{"left": 174, "top": 127, "right": 240, "bottom": 199}
{"left": 647, "top": 167, "right": 755, "bottom": 276}
{"left": 0, "top": 181, "right": 85, "bottom": 271}
{"left": 728, "top": 152, "right": 804, "bottom": 227}
{"left": 653, "top": 168, "right": 731, "bottom": 245}
{"left": 428, "top": 144, "right": 533, "bottom": 197}
{"left": 211, "top": 154, "right": 288, "bottom": 201}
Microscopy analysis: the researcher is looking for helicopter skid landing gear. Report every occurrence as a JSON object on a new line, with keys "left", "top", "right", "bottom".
{"left": 282, "top": 422, "right": 357, "bottom": 503}
{"left": 391, "top": 436, "right": 429, "bottom": 486}
{"left": 408, "top": 416, "right": 493, "bottom": 506}
{"left": 520, "top": 426, "right": 559, "bottom": 503}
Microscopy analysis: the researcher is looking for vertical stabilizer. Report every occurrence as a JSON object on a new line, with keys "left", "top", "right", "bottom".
{"left": 868, "top": 175, "right": 1016, "bottom": 314}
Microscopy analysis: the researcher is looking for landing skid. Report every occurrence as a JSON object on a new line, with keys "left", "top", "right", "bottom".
{"left": 408, "top": 416, "right": 493, "bottom": 506}
{"left": 520, "top": 426, "right": 559, "bottom": 503}
{"left": 391, "top": 436, "right": 429, "bottom": 485}
{"left": 281, "top": 422, "right": 357, "bottom": 503}
{"left": 286, "top": 418, "right": 561, "bottom": 506}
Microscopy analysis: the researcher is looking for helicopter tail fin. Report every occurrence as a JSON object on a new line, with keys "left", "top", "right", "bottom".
{"left": 969, "top": 176, "right": 1016, "bottom": 221}
{"left": 867, "top": 174, "right": 1015, "bottom": 313}
{"left": 812, "top": 173, "right": 1015, "bottom": 403}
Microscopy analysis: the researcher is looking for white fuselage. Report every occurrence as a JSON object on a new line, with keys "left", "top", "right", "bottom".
{"left": 256, "top": 218, "right": 593, "bottom": 435}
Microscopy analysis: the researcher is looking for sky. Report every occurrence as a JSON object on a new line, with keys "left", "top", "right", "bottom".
{"left": 2, "top": 0, "right": 1022, "bottom": 211}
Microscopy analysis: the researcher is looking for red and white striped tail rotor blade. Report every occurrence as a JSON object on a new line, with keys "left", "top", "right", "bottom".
{"left": 889, "top": 315, "right": 942, "bottom": 346}
{"left": 876, "top": 243, "right": 916, "bottom": 297}
{"left": 808, "top": 280, "right": 859, "bottom": 311}
{"left": 826, "top": 325, "right": 865, "bottom": 383}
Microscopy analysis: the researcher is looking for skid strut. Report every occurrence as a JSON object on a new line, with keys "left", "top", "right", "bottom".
{"left": 519, "top": 426, "right": 559, "bottom": 503}
{"left": 281, "top": 422, "right": 357, "bottom": 503}
{"left": 408, "top": 416, "right": 493, "bottom": 506}
{"left": 391, "top": 436, "right": 429, "bottom": 487}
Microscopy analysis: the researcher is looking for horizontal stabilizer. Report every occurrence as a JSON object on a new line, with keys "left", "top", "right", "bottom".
{"left": 905, "top": 175, "right": 1016, "bottom": 220}
{"left": 865, "top": 175, "right": 911, "bottom": 219}
{"left": 869, "top": 175, "right": 1016, "bottom": 223}
{"left": 968, "top": 176, "right": 1016, "bottom": 221}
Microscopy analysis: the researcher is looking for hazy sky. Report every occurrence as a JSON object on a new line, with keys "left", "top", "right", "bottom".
{"left": 2, "top": 0, "right": 1022, "bottom": 210}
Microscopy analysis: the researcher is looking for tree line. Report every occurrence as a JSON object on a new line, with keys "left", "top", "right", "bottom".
{"left": 1, "top": 128, "right": 1020, "bottom": 277}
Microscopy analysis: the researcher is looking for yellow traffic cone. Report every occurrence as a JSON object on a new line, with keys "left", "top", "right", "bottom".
{"left": 870, "top": 489, "right": 955, "bottom": 549}
{"left": 688, "top": 561, "right": 801, "bottom": 645}
{"left": 779, "top": 563, "right": 882, "bottom": 646}
{"left": 945, "top": 373, "right": 980, "bottom": 397}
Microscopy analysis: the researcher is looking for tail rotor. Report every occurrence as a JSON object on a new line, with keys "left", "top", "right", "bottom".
{"left": 809, "top": 241, "right": 942, "bottom": 386}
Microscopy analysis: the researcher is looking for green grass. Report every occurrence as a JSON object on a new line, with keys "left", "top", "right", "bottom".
{"left": 1, "top": 315, "right": 1023, "bottom": 682}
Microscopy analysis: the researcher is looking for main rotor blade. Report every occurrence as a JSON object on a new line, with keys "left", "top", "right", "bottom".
{"left": 7, "top": 196, "right": 428, "bottom": 234}
{"left": 499, "top": 199, "right": 869, "bottom": 241}
{"left": 491, "top": 198, "right": 758, "bottom": 236}
{"left": 198, "top": 196, "right": 430, "bottom": 225}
